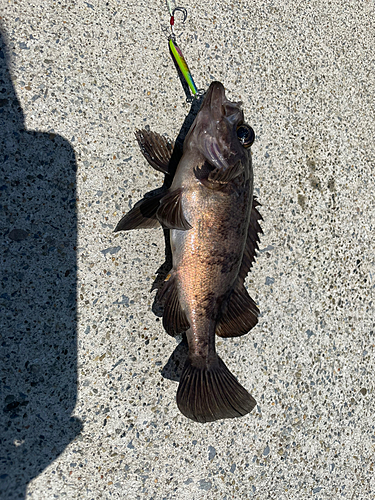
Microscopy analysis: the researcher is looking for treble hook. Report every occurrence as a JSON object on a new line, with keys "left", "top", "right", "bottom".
{"left": 169, "top": 7, "right": 188, "bottom": 39}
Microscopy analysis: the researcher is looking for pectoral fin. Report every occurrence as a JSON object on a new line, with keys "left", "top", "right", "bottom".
{"left": 156, "top": 188, "right": 192, "bottom": 230}
{"left": 207, "top": 160, "right": 244, "bottom": 184}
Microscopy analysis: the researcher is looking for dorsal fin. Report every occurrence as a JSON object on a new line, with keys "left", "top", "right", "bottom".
{"left": 237, "top": 197, "right": 263, "bottom": 282}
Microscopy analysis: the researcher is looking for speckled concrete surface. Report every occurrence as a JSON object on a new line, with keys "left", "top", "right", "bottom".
{"left": 1, "top": 1, "right": 374, "bottom": 499}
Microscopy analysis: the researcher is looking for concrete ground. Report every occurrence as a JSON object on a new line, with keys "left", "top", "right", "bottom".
{"left": 1, "top": 1, "right": 374, "bottom": 498}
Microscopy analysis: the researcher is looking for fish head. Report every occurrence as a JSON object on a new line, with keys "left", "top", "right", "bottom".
{"left": 183, "top": 81, "right": 254, "bottom": 183}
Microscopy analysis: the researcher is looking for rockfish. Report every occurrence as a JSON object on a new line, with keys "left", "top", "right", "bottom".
{"left": 115, "top": 81, "right": 262, "bottom": 423}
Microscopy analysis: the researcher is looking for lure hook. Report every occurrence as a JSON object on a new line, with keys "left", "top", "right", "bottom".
{"left": 169, "top": 7, "right": 187, "bottom": 40}
{"left": 172, "top": 7, "right": 187, "bottom": 23}
{"left": 169, "top": 7, "right": 188, "bottom": 39}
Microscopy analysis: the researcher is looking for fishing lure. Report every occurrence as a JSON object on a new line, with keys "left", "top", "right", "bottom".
{"left": 168, "top": 36, "right": 198, "bottom": 96}
{"left": 166, "top": 1, "right": 202, "bottom": 98}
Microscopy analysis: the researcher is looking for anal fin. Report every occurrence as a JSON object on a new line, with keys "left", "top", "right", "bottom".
{"left": 157, "top": 273, "right": 190, "bottom": 336}
{"left": 216, "top": 286, "right": 259, "bottom": 338}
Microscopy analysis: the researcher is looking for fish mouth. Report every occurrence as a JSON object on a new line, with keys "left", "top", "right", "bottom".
{"left": 183, "top": 81, "right": 248, "bottom": 176}
{"left": 189, "top": 82, "right": 246, "bottom": 172}
{"left": 202, "top": 81, "right": 243, "bottom": 124}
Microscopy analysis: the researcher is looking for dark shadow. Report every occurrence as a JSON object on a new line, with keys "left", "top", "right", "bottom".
{"left": 0, "top": 27, "right": 82, "bottom": 499}
{"left": 160, "top": 335, "right": 188, "bottom": 382}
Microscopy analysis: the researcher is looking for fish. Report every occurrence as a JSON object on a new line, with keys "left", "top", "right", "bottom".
{"left": 115, "top": 81, "right": 262, "bottom": 423}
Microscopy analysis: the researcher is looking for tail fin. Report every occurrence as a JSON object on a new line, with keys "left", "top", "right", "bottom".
{"left": 176, "top": 355, "right": 256, "bottom": 423}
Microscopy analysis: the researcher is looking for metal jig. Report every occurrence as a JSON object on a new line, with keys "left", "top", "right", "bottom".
{"left": 165, "top": 4, "right": 204, "bottom": 100}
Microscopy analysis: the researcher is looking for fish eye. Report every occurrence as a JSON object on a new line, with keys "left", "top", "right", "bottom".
{"left": 236, "top": 124, "right": 255, "bottom": 148}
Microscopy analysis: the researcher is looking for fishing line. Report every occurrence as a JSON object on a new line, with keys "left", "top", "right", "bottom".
{"left": 165, "top": 0, "right": 205, "bottom": 101}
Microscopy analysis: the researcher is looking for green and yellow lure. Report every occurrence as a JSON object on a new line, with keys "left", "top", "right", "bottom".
{"left": 168, "top": 36, "right": 198, "bottom": 96}
{"left": 166, "top": 1, "right": 202, "bottom": 98}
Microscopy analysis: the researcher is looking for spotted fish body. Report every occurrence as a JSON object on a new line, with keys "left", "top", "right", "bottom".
{"left": 115, "top": 82, "right": 262, "bottom": 423}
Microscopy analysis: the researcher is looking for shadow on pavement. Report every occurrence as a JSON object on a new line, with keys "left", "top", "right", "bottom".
{"left": 0, "top": 27, "right": 82, "bottom": 499}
